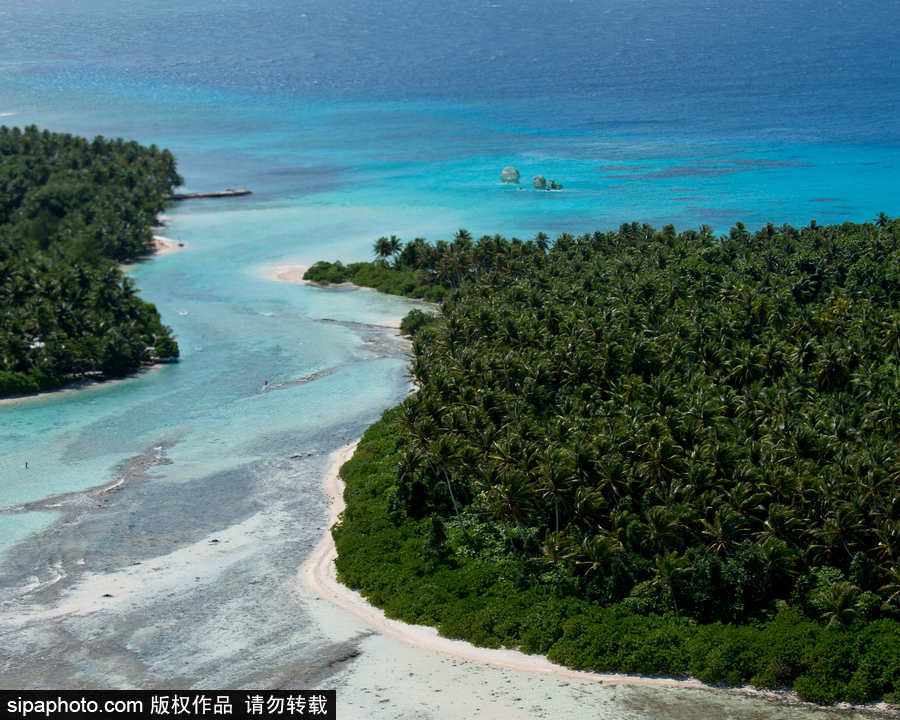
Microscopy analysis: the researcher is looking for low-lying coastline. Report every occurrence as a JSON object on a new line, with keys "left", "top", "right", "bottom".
{"left": 0, "top": 128, "right": 181, "bottom": 402}
{"left": 152, "top": 235, "right": 183, "bottom": 257}
{"left": 0, "top": 364, "right": 166, "bottom": 407}
{"left": 302, "top": 223, "right": 900, "bottom": 709}
{"left": 302, "top": 443, "right": 900, "bottom": 718}
{"left": 119, "top": 236, "right": 184, "bottom": 269}
{"left": 262, "top": 263, "right": 411, "bottom": 329}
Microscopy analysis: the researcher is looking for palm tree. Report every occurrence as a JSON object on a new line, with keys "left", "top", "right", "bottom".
{"left": 701, "top": 507, "right": 745, "bottom": 556}
{"left": 576, "top": 533, "right": 620, "bottom": 577}
{"left": 880, "top": 566, "right": 900, "bottom": 610}
{"left": 425, "top": 435, "right": 462, "bottom": 516}
{"left": 644, "top": 505, "right": 685, "bottom": 553}
{"left": 651, "top": 551, "right": 690, "bottom": 612}
{"left": 373, "top": 236, "right": 393, "bottom": 260}
{"left": 819, "top": 581, "right": 861, "bottom": 629}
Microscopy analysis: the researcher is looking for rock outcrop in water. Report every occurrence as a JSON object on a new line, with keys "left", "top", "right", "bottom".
{"left": 532, "top": 175, "right": 546, "bottom": 189}
{"left": 500, "top": 166, "right": 520, "bottom": 184}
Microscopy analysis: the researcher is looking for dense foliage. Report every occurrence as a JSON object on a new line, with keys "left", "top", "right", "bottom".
{"left": 303, "top": 229, "right": 543, "bottom": 303}
{"left": 0, "top": 125, "right": 182, "bottom": 396}
{"left": 336, "top": 415, "right": 899, "bottom": 704}
{"left": 332, "top": 219, "right": 900, "bottom": 704}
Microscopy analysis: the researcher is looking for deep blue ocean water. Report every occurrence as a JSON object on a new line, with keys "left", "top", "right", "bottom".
{"left": 0, "top": 0, "right": 897, "bottom": 708}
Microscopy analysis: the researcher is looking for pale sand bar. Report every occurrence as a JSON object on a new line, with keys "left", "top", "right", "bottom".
{"left": 266, "top": 262, "right": 357, "bottom": 289}
{"left": 269, "top": 264, "right": 311, "bottom": 285}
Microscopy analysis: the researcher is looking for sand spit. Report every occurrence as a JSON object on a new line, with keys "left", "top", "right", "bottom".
{"left": 302, "top": 442, "right": 900, "bottom": 717}
{"left": 266, "top": 263, "right": 357, "bottom": 290}
{"left": 270, "top": 264, "right": 311, "bottom": 285}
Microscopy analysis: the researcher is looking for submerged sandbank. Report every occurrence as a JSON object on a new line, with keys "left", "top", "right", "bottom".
{"left": 0, "top": 365, "right": 166, "bottom": 408}
{"left": 262, "top": 263, "right": 405, "bottom": 329}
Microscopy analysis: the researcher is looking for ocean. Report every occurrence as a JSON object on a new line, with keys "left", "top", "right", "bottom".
{"left": 0, "top": 0, "right": 896, "bottom": 716}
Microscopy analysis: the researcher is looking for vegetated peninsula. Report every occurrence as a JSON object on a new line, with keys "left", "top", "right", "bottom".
{"left": 315, "top": 220, "right": 900, "bottom": 705}
{"left": 0, "top": 125, "right": 183, "bottom": 398}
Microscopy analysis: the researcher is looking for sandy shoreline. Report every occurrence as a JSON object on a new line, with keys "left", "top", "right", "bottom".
{"left": 152, "top": 235, "right": 183, "bottom": 257}
{"left": 117, "top": 235, "right": 185, "bottom": 272}
{"left": 301, "top": 443, "right": 899, "bottom": 715}
{"left": 268, "top": 264, "right": 311, "bottom": 285}
{"left": 266, "top": 263, "right": 358, "bottom": 289}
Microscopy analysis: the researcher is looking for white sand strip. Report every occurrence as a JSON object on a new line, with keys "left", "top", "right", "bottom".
{"left": 268, "top": 264, "right": 311, "bottom": 284}
{"left": 152, "top": 235, "right": 183, "bottom": 256}
{"left": 262, "top": 264, "right": 405, "bottom": 329}
{"left": 265, "top": 263, "right": 357, "bottom": 290}
{"left": 0, "top": 366, "right": 165, "bottom": 407}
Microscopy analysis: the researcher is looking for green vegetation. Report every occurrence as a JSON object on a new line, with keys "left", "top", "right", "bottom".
{"left": 0, "top": 125, "right": 182, "bottom": 397}
{"left": 399, "top": 308, "right": 439, "bottom": 337}
{"left": 331, "top": 219, "right": 900, "bottom": 704}
{"left": 304, "top": 229, "right": 543, "bottom": 303}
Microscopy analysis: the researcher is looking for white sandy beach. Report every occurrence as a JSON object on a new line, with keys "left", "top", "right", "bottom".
{"left": 117, "top": 235, "right": 185, "bottom": 272}
{"left": 268, "top": 263, "right": 311, "bottom": 285}
{"left": 265, "top": 262, "right": 357, "bottom": 290}
{"left": 152, "top": 235, "right": 183, "bottom": 256}
{"left": 0, "top": 365, "right": 166, "bottom": 408}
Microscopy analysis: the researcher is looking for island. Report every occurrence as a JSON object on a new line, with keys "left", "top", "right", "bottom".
{"left": 309, "top": 218, "right": 900, "bottom": 706}
{"left": 0, "top": 125, "right": 183, "bottom": 397}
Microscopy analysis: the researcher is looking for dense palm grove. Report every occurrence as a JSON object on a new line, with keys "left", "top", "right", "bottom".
{"left": 0, "top": 126, "right": 181, "bottom": 396}
{"left": 304, "top": 229, "right": 537, "bottom": 302}
{"left": 330, "top": 219, "right": 900, "bottom": 703}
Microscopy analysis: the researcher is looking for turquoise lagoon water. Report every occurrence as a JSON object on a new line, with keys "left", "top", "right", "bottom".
{"left": 0, "top": 0, "right": 898, "bottom": 710}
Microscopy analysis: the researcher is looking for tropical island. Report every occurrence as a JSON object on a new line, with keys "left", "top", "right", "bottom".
{"left": 0, "top": 125, "right": 182, "bottom": 397}
{"left": 310, "top": 219, "right": 900, "bottom": 705}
